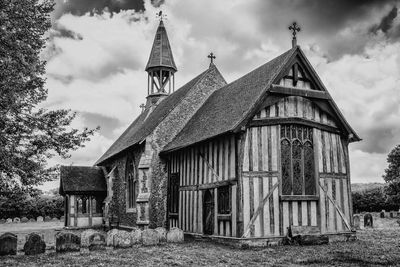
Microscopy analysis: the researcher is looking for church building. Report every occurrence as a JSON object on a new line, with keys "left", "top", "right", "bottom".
{"left": 60, "top": 18, "right": 360, "bottom": 244}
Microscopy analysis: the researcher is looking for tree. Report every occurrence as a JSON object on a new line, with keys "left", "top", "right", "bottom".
{"left": 0, "top": 0, "right": 97, "bottom": 194}
{"left": 383, "top": 144, "right": 400, "bottom": 204}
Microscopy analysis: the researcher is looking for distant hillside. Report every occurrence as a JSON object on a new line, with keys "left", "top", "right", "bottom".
{"left": 351, "top": 183, "right": 385, "bottom": 193}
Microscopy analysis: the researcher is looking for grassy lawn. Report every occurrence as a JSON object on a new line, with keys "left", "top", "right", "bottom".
{"left": 0, "top": 228, "right": 399, "bottom": 266}
{"left": 1, "top": 216, "right": 400, "bottom": 266}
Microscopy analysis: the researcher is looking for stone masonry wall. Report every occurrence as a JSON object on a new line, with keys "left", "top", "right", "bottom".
{"left": 148, "top": 65, "right": 227, "bottom": 228}
{"left": 109, "top": 145, "right": 144, "bottom": 227}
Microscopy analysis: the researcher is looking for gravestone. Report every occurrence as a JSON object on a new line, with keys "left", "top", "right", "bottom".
{"left": 155, "top": 227, "right": 167, "bottom": 242}
{"left": 0, "top": 233, "right": 17, "bottom": 256}
{"left": 37, "top": 216, "right": 43, "bottom": 222}
{"left": 0, "top": 219, "right": 5, "bottom": 224}
{"left": 364, "top": 213, "right": 373, "bottom": 228}
{"left": 114, "top": 230, "right": 132, "bottom": 248}
{"left": 380, "top": 210, "right": 385, "bottom": 218}
{"left": 130, "top": 228, "right": 142, "bottom": 244}
{"left": 166, "top": 227, "right": 184, "bottom": 243}
{"left": 60, "top": 216, "right": 65, "bottom": 222}
{"left": 81, "top": 230, "right": 105, "bottom": 251}
{"left": 44, "top": 216, "right": 51, "bottom": 222}
{"left": 56, "top": 232, "right": 81, "bottom": 252}
{"left": 21, "top": 217, "right": 29, "bottom": 223}
{"left": 13, "top": 217, "right": 20, "bottom": 223}
{"left": 81, "top": 229, "right": 98, "bottom": 248}
{"left": 142, "top": 229, "right": 159, "bottom": 246}
{"left": 106, "top": 229, "right": 119, "bottom": 247}
{"left": 29, "top": 218, "right": 36, "bottom": 223}
{"left": 353, "top": 215, "right": 361, "bottom": 230}
{"left": 5, "top": 218, "right": 12, "bottom": 224}
{"left": 52, "top": 217, "right": 59, "bottom": 221}
{"left": 24, "top": 233, "right": 46, "bottom": 255}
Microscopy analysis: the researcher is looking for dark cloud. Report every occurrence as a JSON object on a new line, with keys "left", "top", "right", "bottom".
{"left": 371, "top": 6, "right": 398, "bottom": 33}
{"left": 80, "top": 112, "right": 124, "bottom": 139}
{"left": 249, "top": 0, "right": 398, "bottom": 59}
{"left": 52, "top": 0, "right": 164, "bottom": 20}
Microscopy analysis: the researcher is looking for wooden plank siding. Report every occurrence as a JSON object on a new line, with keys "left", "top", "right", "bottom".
{"left": 168, "top": 135, "right": 237, "bottom": 237}
{"left": 241, "top": 95, "right": 351, "bottom": 238}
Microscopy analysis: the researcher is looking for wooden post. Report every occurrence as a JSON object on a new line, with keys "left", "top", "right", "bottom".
{"left": 74, "top": 195, "right": 78, "bottom": 227}
{"left": 89, "top": 196, "right": 93, "bottom": 227}
{"left": 214, "top": 188, "right": 218, "bottom": 235}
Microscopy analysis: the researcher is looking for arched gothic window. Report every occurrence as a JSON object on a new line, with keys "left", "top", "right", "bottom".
{"left": 281, "top": 125, "right": 316, "bottom": 196}
{"left": 126, "top": 154, "right": 137, "bottom": 210}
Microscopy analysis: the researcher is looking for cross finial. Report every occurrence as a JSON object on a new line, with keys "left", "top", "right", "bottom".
{"left": 156, "top": 11, "right": 167, "bottom": 21}
{"left": 140, "top": 103, "right": 145, "bottom": 112}
{"left": 288, "top": 22, "right": 301, "bottom": 48}
{"left": 207, "top": 52, "right": 216, "bottom": 65}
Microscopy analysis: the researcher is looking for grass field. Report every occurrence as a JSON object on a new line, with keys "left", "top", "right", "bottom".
{"left": 1, "top": 215, "right": 400, "bottom": 266}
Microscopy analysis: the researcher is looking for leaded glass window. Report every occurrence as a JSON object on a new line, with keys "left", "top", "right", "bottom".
{"left": 218, "top": 186, "right": 231, "bottom": 214}
{"left": 280, "top": 125, "right": 316, "bottom": 196}
{"left": 126, "top": 154, "right": 137, "bottom": 210}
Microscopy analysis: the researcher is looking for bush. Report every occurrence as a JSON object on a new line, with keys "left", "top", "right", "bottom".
{"left": 352, "top": 187, "right": 398, "bottom": 213}
{"left": 0, "top": 187, "right": 64, "bottom": 219}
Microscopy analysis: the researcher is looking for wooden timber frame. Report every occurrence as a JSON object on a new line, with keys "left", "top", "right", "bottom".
{"left": 163, "top": 48, "right": 358, "bottom": 245}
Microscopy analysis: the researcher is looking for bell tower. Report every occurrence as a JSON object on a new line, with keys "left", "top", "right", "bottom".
{"left": 145, "top": 12, "right": 177, "bottom": 105}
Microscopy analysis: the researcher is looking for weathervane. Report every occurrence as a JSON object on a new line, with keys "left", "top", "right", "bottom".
{"left": 207, "top": 52, "right": 216, "bottom": 65}
{"left": 156, "top": 11, "right": 167, "bottom": 21}
{"left": 288, "top": 22, "right": 301, "bottom": 48}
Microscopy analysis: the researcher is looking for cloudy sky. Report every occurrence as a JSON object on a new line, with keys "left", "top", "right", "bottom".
{"left": 42, "top": 0, "right": 400, "bottom": 189}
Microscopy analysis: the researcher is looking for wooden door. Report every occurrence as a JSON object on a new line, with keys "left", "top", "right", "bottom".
{"left": 167, "top": 173, "right": 180, "bottom": 228}
{"left": 203, "top": 190, "right": 214, "bottom": 235}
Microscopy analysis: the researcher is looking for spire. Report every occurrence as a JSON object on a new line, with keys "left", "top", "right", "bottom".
{"left": 145, "top": 16, "right": 177, "bottom": 98}
{"left": 145, "top": 20, "right": 177, "bottom": 72}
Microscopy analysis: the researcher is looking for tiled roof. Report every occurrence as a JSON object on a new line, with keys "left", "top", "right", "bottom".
{"left": 162, "top": 48, "right": 297, "bottom": 152}
{"left": 59, "top": 166, "right": 106, "bottom": 195}
{"left": 95, "top": 66, "right": 220, "bottom": 165}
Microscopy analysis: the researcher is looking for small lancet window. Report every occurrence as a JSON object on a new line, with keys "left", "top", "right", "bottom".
{"left": 280, "top": 125, "right": 316, "bottom": 196}
{"left": 126, "top": 154, "right": 138, "bottom": 210}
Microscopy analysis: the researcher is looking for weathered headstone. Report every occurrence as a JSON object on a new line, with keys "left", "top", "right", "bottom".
{"left": 21, "top": 217, "right": 29, "bottom": 223}
{"left": 81, "top": 229, "right": 106, "bottom": 251}
{"left": 23, "top": 233, "right": 46, "bottom": 255}
{"left": 89, "top": 232, "right": 106, "bottom": 251}
{"left": 380, "top": 210, "right": 385, "bottom": 218}
{"left": 142, "top": 229, "right": 159, "bottom": 246}
{"left": 37, "top": 216, "right": 43, "bottom": 222}
{"left": 364, "top": 213, "right": 373, "bottom": 228}
{"left": 130, "top": 228, "right": 142, "bottom": 244}
{"left": 0, "top": 219, "right": 5, "bottom": 224}
{"left": 166, "top": 227, "right": 184, "bottom": 243}
{"left": 5, "top": 218, "right": 12, "bottom": 224}
{"left": 60, "top": 216, "right": 65, "bottom": 221}
{"left": 13, "top": 217, "right": 20, "bottom": 223}
{"left": 106, "top": 229, "right": 119, "bottom": 247}
{"left": 155, "top": 227, "right": 167, "bottom": 242}
{"left": 29, "top": 218, "right": 36, "bottom": 223}
{"left": 0, "top": 233, "right": 17, "bottom": 256}
{"left": 56, "top": 232, "right": 81, "bottom": 253}
{"left": 44, "top": 216, "right": 51, "bottom": 222}
{"left": 353, "top": 215, "right": 361, "bottom": 230}
{"left": 114, "top": 230, "right": 132, "bottom": 248}
{"left": 81, "top": 229, "right": 98, "bottom": 247}
{"left": 52, "top": 217, "right": 59, "bottom": 222}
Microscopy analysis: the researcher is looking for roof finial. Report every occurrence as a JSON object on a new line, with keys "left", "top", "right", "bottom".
{"left": 288, "top": 22, "right": 301, "bottom": 48}
{"left": 140, "top": 103, "right": 146, "bottom": 113}
{"left": 156, "top": 11, "right": 167, "bottom": 22}
{"left": 207, "top": 52, "right": 216, "bottom": 66}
